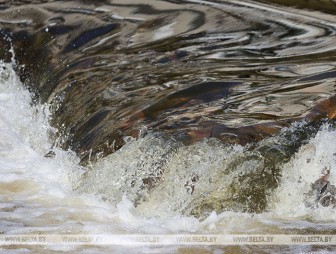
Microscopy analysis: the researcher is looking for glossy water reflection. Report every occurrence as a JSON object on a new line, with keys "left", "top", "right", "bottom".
{"left": 1, "top": 0, "right": 336, "bottom": 163}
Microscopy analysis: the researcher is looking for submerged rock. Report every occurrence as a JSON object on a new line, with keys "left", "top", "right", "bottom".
{"left": 305, "top": 168, "right": 336, "bottom": 208}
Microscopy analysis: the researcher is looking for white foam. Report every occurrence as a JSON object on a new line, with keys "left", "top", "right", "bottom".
{"left": 1, "top": 59, "right": 336, "bottom": 253}
{"left": 0, "top": 61, "right": 202, "bottom": 240}
{"left": 271, "top": 124, "right": 336, "bottom": 220}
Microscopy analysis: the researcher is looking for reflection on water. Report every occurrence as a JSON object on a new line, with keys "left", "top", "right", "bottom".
{"left": 1, "top": 0, "right": 336, "bottom": 162}
{"left": 1, "top": 0, "right": 336, "bottom": 253}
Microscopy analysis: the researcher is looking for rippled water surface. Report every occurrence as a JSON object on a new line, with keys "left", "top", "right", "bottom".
{"left": 1, "top": 0, "right": 336, "bottom": 253}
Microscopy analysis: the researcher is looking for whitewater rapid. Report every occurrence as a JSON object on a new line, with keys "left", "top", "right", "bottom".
{"left": 0, "top": 59, "right": 204, "bottom": 253}
{"left": 1, "top": 60, "right": 336, "bottom": 253}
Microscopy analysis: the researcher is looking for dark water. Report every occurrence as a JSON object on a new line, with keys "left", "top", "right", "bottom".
{"left": 1, "top": 0, "right": 336, "bottom": 161}
{"left": 1, "top": 1, "right": 336, "bottom": 252}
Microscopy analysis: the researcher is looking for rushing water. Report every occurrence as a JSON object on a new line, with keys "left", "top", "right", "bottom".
{"left": 1, "top": 0, "right": 336, "bottom": 253}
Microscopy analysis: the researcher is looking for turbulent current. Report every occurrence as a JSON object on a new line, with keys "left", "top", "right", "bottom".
{"left": 1, "top": 0, "right": 336, "bottom": 253}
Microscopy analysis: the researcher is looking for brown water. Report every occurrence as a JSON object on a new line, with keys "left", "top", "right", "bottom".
{"left": 1, "top": 0, "right": 336, "bottom": 253}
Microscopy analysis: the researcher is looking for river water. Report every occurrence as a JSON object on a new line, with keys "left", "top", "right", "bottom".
{"left": 1, "top": 0, "right": 336, "bottom": 253}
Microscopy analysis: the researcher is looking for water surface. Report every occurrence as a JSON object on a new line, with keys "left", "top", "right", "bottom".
{"left": 1, "top": 0, "right": 336, "bottom": 253}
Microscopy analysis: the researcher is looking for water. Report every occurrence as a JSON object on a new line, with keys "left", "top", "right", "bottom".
{"left": 1, "top": 0, "right": 336, "bottom": 253}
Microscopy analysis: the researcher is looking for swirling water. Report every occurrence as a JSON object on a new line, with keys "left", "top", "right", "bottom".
{"left": 1, "top": 0, "right": 336, "bottom": 253}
